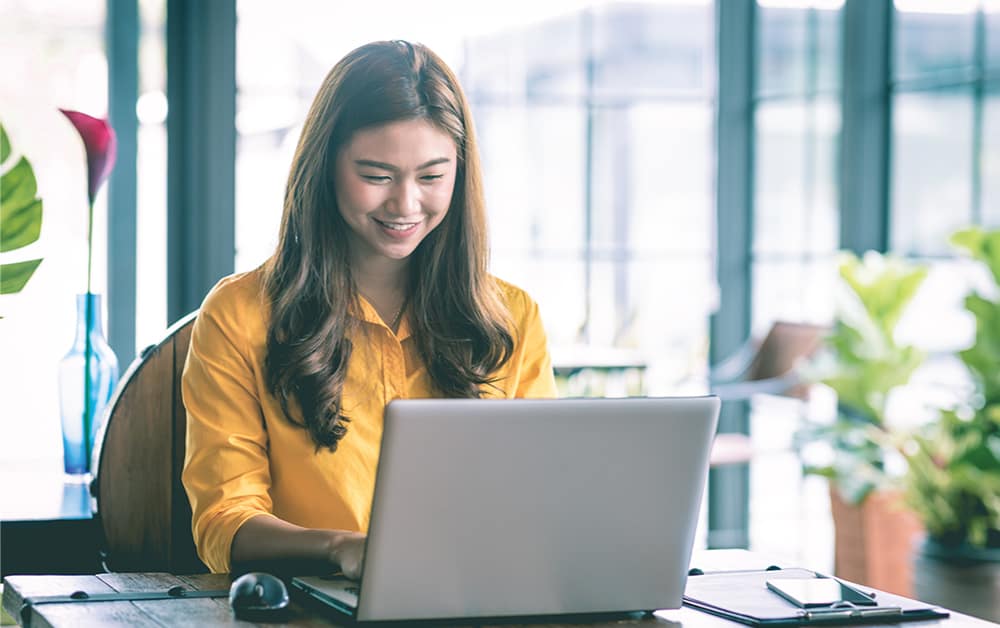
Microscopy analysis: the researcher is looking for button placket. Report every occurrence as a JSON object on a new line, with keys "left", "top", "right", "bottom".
{"left": 383, "top": 330, "right": 405, "bottom": 401}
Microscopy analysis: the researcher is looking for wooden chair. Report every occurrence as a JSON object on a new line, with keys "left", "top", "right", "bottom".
{"left": 709, "top": 320, "right": 828, "bottom": 402}
{"left": 91, "top": 311, "right": 206, "bottom": 574}
{"left": 705, "top": 321, "right": 827, "bottom": 466}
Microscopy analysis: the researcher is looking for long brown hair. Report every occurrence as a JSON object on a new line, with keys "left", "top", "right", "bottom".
{"left": 262, "top": 40, "right": 514, "bottom": 451}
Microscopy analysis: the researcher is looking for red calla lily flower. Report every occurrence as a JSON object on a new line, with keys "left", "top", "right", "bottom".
{"left": 60, "top": 109, "right": 117, "bottom": 207}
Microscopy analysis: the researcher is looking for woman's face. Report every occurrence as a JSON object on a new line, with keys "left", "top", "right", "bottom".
{"left": 334, "top": 118, "right": 458, "bottom": 266}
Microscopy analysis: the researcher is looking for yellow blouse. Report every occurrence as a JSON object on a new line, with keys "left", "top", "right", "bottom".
{"left": 181, "top": 269, "right": 557, "bottom": 573}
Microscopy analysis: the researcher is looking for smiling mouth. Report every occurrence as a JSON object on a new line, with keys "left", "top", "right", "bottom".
{"left": 374, "top": 218, "right": 420, "bottom": 231}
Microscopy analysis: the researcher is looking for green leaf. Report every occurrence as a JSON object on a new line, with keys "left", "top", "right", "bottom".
{"left": 0, "top": 124, "right": 10, "bottom": 164}
{"left": 952, "top": 227, "right": 1000, "bottom": 288}
{"left": 0, "top": 157, "right": 37, "bottom": 210}
{"left": 0, "top": 126, "right": 44, "bottom": 294}
{"left": 0, "top": 157, "right": 44, "bottom": 252}
{"left": 0, "top": 198, "right": 42, "bottom": 252}
{"left": 0, "top": 258, "right": 42, "bottom": 294}
{"left": 838, "top": 251, "right": 928, "bottom": 339}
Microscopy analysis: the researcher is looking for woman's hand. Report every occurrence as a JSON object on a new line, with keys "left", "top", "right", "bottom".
{"left": 231, "top": 515, "right": 367, "bottom": 578}
{"left": 327, "top": 530, "right": 367, "bottom": 580}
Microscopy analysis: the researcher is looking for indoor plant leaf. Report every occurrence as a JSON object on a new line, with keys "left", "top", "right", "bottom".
{"left": 0, "top": 122, "right": 44, "bottom": 294}
{"left": 902, "top": 228, "right": 1000, "bottom": 550}
{"left": 0, "top": 198, "right": 42, "bottom": 253}
{"left": 952, "top": 227, "right": 1000, "bottom": 287}
{"left": 800, "top": 251, "right": 928, "bottom": 505}
{"left": 0, "top": 124, "right": 10, "bottom": 163}
{"left": 1, "top": 156, "right": 38, "bottom": 209}
{"left": 0, "top": 259, "right": 43, "bottom": 294}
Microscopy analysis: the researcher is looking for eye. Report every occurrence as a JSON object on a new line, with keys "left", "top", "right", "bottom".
{"left": 361, "top": 174, "right": 391, "bottom": 183}
{"left": 420, "top": 174, "right": 445, "bottom": 182}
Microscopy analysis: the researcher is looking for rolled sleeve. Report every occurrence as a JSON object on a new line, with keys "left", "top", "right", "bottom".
{"left": 181, "top": 284, "right": 274, "bottom": 573}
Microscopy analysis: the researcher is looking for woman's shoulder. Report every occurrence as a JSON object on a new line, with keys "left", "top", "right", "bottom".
{"left": 198, "top": 267, "right": 269, "bottom": 325}
{"left": 491, "top": 276, "right": 540, "bottom": 319}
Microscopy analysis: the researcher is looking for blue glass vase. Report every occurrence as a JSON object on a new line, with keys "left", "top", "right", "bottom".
{"left": 58, "top": 293, "right": 119, "bottom": 478}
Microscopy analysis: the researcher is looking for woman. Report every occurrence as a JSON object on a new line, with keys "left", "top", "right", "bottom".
{"left": 181, "top": 40, "right": 557, "bottom": 578}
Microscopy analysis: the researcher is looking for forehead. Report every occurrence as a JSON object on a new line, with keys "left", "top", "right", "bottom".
{"left": 341, "top": 118, "right": 457, "bottom": 164}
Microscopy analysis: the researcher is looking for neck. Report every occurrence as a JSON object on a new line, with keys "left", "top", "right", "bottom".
{"left": 352, "top": 255, "right": 408, "bottom": 298}
{"left": 350, "top": 250, "right": 409, "bottom": 326}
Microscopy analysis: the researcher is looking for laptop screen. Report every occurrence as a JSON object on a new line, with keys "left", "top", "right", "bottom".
{"left": 296, "top": 396, "right": 720, "bottom": 623}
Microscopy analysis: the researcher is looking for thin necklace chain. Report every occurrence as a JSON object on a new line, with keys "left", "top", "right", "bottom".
{"left": 360, "top": 291, "right": 406, "bottom": 330}
{"left": 389, "top": 301, "right": 405, "bottom": 330}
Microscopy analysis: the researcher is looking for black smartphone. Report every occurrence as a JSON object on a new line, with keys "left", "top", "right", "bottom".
{"left": 766, "top": 578, "right": 877, "bottom": 608}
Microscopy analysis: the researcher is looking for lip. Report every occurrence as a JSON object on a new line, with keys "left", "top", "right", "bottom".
{"left": 373, "top": 217, "right": 421, "bottom": 239}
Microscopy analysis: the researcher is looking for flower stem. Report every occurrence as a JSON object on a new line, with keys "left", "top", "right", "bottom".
{"left": 84, "top": 292, "right": 94, "bottom": 473}
{"left": 87, "top": 200, "right": 94, "bottom": 296}
{"left": 84, "top": 199, "right": 95, "bottom": 472}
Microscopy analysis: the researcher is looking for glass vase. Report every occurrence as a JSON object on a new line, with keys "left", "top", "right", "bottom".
{"left": 58, "top": 293, "right": 120, "bottom": 480}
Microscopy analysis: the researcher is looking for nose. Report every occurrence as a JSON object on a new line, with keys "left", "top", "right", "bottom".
{"left": 388, "top": 179, "right": 421, "bottom": 216}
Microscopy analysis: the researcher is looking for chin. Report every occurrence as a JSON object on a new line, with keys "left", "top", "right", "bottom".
{"left": 379, "top": 243, "right": 422, "bottom": 261}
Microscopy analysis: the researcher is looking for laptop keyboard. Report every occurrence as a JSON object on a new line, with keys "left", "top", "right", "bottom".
{"left": 316, "top": 574, "right": 361, "bottom": 601}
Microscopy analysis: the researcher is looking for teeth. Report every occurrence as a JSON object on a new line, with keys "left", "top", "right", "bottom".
{"left": 380, "top": 221, "right": 417, "bottom": 231}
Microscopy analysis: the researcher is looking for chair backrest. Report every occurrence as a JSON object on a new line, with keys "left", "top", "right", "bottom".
{"left": 709, "top": 320, "right": 828, "bottom": 402}
{"left": 746, "top": 321, "right": 826, "bottom": 382}
{"left": 92, "top": 311, "right": 205, "bottom": 574}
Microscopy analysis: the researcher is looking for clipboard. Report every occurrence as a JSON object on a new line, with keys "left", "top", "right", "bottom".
{"left": 683, "top": 567, "right": 950, "bottom": 626}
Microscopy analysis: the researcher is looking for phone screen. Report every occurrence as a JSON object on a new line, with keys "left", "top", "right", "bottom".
{"left": 766, "top": 578, "right": 876, "bottom": 608}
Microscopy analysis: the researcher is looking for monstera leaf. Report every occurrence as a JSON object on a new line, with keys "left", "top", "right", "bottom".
{"left": 0, "top": 123, "right": 44, "bottom": 294}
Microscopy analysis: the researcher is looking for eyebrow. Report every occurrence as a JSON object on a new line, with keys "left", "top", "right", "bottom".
{"left": 353, "top": 157, "right": 451, "bottom": 171}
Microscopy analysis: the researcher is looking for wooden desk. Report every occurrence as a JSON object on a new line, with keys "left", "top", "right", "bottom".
{"left": 3, "top": 551, "right": 994, "bottom": 627}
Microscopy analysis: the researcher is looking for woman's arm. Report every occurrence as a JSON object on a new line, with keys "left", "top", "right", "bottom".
{"left": 230, "top": 515, "right": 366, "bottom": 579}
{"left": 183, "top": 279, "right": 370, "bottom": 578}
{"left": 183, "top": 278, "right": 368, "bottom": 576}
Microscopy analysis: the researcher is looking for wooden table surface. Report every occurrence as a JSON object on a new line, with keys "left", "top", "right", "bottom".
{"left": 3, "top": 551, "right": 995, "bottom": 627}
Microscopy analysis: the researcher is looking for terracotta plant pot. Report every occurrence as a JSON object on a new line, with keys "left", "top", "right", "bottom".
{"left": 913, "top": 539, "right": 1000, "bottom": 623}
{"left": 829, "top": 485, "right": 923, "bottom": 596}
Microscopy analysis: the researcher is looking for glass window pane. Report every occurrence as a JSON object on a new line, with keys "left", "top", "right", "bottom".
{"left": 814, "top": 6, "right": 843, "bottom": 92}
{"left": 989, "top": 0, "right": 1000, "bottom": 70}
{"left": 629, "top": 258, "right": 714, "bottom": 394}
{"left": 757, "top": 4, "right": 810, "bottom": 95}
{"left": 590, "top": 103, "right": 713, "bottom": 258}
{"left": 757, "top": 2, "right": 843, "bottom": 96}
{"left": 592, "top": 2, "right": 714, "bottom": 97}
{"left": 464, "top": 16, "right": 585, "bottom": 99}
{"left": 983, "top": 94, "right": 1000, "bottom": 228}
{"left": 754, "top": 100, "right": 840, "bottom": 256}
{"left": 491, "top": 257, "right": 587, "bottom": 349}
{"left": 751, "top": 259, "right": 837, "bottom": 334}
{"left": 1, "top": 1, "right": 107, "bottom": 468}
{"left": 583, "top": 258, "right": 713, "bottom": 392}
{"left": 476, "top": 105, "right": 586, "bottom": 256}
{"left": 893, "top": 0, "right": 978, "bottom": 80}
{"left": 135, "top": 0, "right": 168, "bottom": 351}
{"left": 890, "top": 91, "right": 974, "bottom": 255}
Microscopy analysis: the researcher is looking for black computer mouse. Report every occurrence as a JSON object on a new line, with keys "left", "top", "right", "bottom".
{"left": 229, "top": 571, "right": 291, "bottom": 621}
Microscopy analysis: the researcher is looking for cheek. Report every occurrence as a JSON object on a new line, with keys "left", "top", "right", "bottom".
{"left": 338, "top": 179, "right": 379, "bottom": 215}
{"left": 430, "top": 177, "right": 458, "bottom": 213}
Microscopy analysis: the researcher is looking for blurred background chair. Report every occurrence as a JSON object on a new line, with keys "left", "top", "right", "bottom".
{"left": 705, "top": 321, "right": 828, "bottom": 466}
{"left": 91, "top": 311, "right": 206, "bottom": 574}
{"left": 709, "top": 321, "right": 827, "bottom": 403}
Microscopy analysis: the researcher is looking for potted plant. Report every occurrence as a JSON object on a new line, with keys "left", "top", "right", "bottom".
{"left": 796, "top": 250, "right": 928, "bottom": 596}
{"left": 902, "top": 226, "right": 1000, "bottom": 622}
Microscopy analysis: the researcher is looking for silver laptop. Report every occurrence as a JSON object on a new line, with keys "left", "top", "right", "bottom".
{"left": 292, "top": 396, "right": 720, "bottom": 622}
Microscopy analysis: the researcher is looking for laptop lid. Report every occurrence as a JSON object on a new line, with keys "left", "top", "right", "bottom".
{"left": 337, "top": 395, "right": 720, "bottom": 622}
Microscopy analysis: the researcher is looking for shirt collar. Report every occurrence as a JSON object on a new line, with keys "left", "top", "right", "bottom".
{"left": 355, "top": 294, "right": 412, "bottom": 341}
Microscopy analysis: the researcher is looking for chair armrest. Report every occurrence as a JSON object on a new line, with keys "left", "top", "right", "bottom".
{"left": 709, "top": 340, "right": 758, "bottom": 385}
{"left": 709, "top": 373, "right": 801, "bottom": 401}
